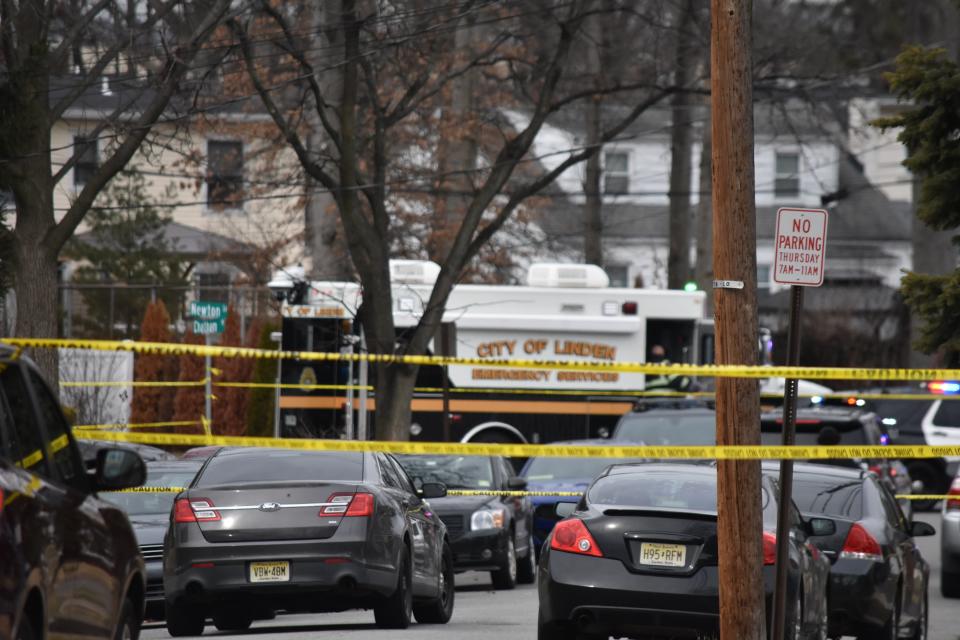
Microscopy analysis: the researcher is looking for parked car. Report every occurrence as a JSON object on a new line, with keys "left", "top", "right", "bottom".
{"left": 519, "top": 439, "right": 646, "bottom": 558}
{"left": 814, "top": 384, "right": 955, "bottom": 510}
{"left": 764, "top": 462, "right": 933, "bottom": 638}
{"left": 102, "top": 459, "right": 204, "bottom": 620}
{"left": 611, "top": 399, "right": 716, "bottom": 444}
{"left": 941, "top": 468, "right": 960, "bottom": 598}
{"left": 0, "top": 348, "right": 147, "bottom": 640}
{"left": 77, "top": 438, "right": 176, "bottom": 468}
{"left": 760, "top": 406, "right": 915, "bottom": 520}
{"left": 537, "top": 462, "right": 832, "bottom": 640}
{"left": 163, "top": 447, "right": 453, "bottom": 635}
{"left": 396, "top": 453, "right": 536, "bottom": 589}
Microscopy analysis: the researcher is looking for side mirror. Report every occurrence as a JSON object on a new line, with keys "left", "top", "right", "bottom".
{"left": 420, "top": 482, "right": 447, "bottom": 500}
{"left": 555, "top": 502, "right": 577, "bottom": 518}
{"left": 507, "top": 476, "right": 528, "bottom": 490}
{"left": 910, "top": 521, "right": 936, "bottom": 537}
{"left": 805, "top": 517, "right": 837, "bottom": 538}
{"left": 94, "top": 448, "right": 146, "bottom": 492}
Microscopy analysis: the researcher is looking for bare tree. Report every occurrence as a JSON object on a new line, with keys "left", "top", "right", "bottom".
{"left": 0, "top": 0, "right": 242, "bottom": 381}
{"left": 233, "top": 0, "right": 678, "bottom": 440}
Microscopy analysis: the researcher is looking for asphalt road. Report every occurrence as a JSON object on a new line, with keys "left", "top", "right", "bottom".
{"left": 141, "top": 513, "right": 957, "bottom": 640}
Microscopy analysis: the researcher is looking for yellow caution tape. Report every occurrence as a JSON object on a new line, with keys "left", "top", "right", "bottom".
{"left": 447, "top": 489, "right": 582, "bottom": 497}
{"left": 61, "top": 379, "right": 207, "bottom": 388}
{"left": 73, "top": 420, "right": 201, "bottom": 431}
{"left": 10, "top": 337, "right": 960, "bottom": 381}
{"left": 107, "top": 486, "right": 187, "bottom": 493}
{"left": 73, "top": 429, "right": 960, "bottom": 460}
{"left": 896, "top": 494, "right": 953, "bottom": 501}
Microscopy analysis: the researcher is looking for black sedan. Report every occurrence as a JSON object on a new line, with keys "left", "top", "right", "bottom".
{"left": 764, "top": 462, "right": 934, "bottom": 639}
{"left": 102, "top": 459, "right": 204, "bottom": 620}
{"left": 163, "top": 448, "right": 454, "bottom": 635}
{"left": 396, "top": 454, "right": 536, "bottom": 589}
{"left": 538, "top": 463, "right": 832, "bottom": 640}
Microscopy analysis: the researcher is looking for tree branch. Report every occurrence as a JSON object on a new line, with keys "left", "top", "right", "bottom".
{"left": 46, "top": 0, "right": 236, "bottom": 252}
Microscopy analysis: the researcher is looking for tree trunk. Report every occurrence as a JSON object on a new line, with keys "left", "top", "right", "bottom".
{"left": 667, "top": 0, "right": 696, "bottom": 290}
{"left": 430, "top": 13, "right": 479, "bottom": 262}
{"left": 583, "top": 97, "right": 604, "bottom": 266}
{"left": 14, "top": 222, "right": 60, "bottom": 386}
{"left": 694, "top": 109, "right": 713, "bottom": 311}
{"left": 306, "top": 1, "right": 352, "bottom": 281}
{"left": 582, "top": 9, "right": 604, "bottom": 267}
{"left": 372, "top": 361, "right": 419, "bottom": 441}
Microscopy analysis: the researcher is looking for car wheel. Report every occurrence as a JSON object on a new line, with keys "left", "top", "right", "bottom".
{"left": 166, "top": 602, "right": 205, "bottom": 637}
{"left": 413, "top": 543, "right": 455, "bottom": 624}
{"left": 213, "top": 615, "right": 253, "bottom": 632}
{"left": 908, "top": 592, "right": 927, "bottom": 640}
{"left": 517, "top": 532, "right": 537, "bottom": 584}
{"left": 491, "top": 535, "right": 518, "bottom": 590}
{"left": 942, "top": 570, "right": 960, "bottom": 598}
{"left": 14, "top": 616, "right": 36, "bottom": 640}
{"left": 114, "top": 599, "right": 140, "bottom": 640}
{"left": 375, "top": 548, "right": 413, "bottom": 629}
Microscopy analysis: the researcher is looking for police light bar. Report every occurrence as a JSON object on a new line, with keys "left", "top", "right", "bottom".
{"left": 928, "top": 381, "right": 960, "bottom": 395}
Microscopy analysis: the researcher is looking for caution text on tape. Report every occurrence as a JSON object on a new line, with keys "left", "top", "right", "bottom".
{"left": 75, "top": 429, "right": 960, "bottom": 460}
{"left": 9, "top": 337, "right": 960, "bottom": 382}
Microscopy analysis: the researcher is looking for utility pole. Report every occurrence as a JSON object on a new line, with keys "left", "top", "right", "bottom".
{"left": 711, "top": 2, "right": 765, "bottom": 639}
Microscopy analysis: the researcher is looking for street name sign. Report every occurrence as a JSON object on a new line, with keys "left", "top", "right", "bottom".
{"left": 772, "top": 207, "right": 828, "bottom": 287}
{"left": 190, "top": 301, "right": 227, "bottom": 335}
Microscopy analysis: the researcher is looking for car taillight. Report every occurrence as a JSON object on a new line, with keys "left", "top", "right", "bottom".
{"left": 174, "top": 499, "right": 196, "bottom": 523}
{"left": 321, "top": 493, "right": 374, "bottom": 517}
{"left": 946, "top": 479, "right": 960, "bottom": 511}
{"left": 550, "top": 519, "right": 602, "bottom": 557}
{"left": 868, "top": 465, "right": 883, "bottom": 476}
{"left": 763, "top": 531, "right": 777, "bottom": 565}
{"left": 840, "top": 523, "right": 882, "bottom": 561}
{"left": 174, "top": 498, "right": 220, "bottom": 523}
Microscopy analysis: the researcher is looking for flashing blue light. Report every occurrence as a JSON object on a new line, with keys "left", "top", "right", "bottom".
{"left": 879, "top": 434, "right": 890, "bottom": 445}
{"left": 929, "top": 381, "right": 960, "bottom": 394}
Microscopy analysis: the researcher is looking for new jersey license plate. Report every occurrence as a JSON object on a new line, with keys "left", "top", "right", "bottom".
{"left": 638, "top": 543, "right": 686, "bottom": 567}
{"left": 249, "top": 561, "right": 290, "bottom": 582}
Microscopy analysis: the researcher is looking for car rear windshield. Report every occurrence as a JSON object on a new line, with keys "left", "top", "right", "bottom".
{"left": 613, "top": 413, "right": 716, "bottom": 445}
{"left": 523, "top": 456, "right": 646, "bottom": 482}
{"left": 196, "top": 450, "right": 363, "bottom": 486}
{"left": 103, "top": 469, "right": 200, "bottom": 515}
{"left": 396, "top": 455, "right": 494, "bottom": 489}
{"left": 760, "top": 420, "right": 867, "bottom": 445}
{"left": 791, "top": 477, "right": 863, "bottom": 520}
{"left": 588, "top": 470, "right": 721, "bottom": 511}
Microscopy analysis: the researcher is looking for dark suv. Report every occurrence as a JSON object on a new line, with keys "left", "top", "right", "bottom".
{"left": 611, "top": 399, "right": 716, "bottom": 444}
{"left": 0, "top": 348, "right": 148, "bottom": 640}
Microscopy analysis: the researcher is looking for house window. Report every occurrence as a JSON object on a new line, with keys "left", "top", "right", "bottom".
{"left": 207, "top": 140, "right": 244, "bottom": 210}
{"left": 774, "top": 152, "right": 800, "bottom": 198}
{"left": 603, "top": 152, "right": 630, "bottom": 195}
{"left": 73, "top": 136, "right": 98, "bottom": 187}
{"left": 757, "top": 264, "right": 771, "bottom": 289}
{"left": 606, "top": 264, "right": 629, "bottom": 287}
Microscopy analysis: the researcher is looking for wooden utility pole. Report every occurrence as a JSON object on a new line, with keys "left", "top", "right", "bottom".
{"left": 711, "top": 2, "right": 765, "bottom": 639}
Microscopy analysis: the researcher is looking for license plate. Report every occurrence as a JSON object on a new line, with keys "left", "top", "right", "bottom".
{"left": 249, "top": 561, "right": 290, "bottom": 583}
{"left": 638, "top": 543, "right": 686, "bottom": 568}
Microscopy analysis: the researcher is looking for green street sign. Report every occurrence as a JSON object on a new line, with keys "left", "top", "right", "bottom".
{"left": 190, "top": 301, "right": 227, "bottom": 335}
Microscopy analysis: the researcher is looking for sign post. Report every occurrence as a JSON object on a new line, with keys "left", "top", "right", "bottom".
{"left": 189, "top": 301, "right": 228, "bottom": 427}
{"left": 770, "top": 207, "right": 828, "bottom": 639}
